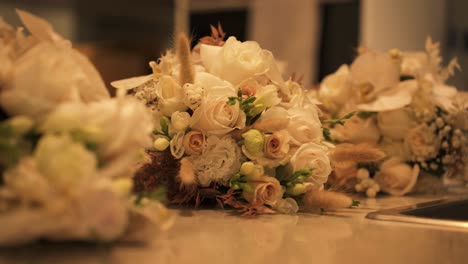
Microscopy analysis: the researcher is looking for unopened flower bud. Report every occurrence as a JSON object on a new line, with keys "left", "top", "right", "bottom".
{"left": 154, "top": 138, "right": 170, "bottom": 151}
{"left": 242, "top": 129, "right": 265, "bottom": 156}
{"left": 286, "top": 183, "right": 306, "bottom": 196}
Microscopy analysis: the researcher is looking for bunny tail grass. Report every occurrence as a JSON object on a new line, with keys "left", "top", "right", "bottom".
{"left": 303, "top": 190, "right": 354, "bottom": 209}
{"left": 176, "top": 32, "right": 195, "bottom": 85}
{"left": 178, "top": 157, "right": 197, "bottom": 186}
{"left": 330, "top": 143, "right": 386, "bottom": 163}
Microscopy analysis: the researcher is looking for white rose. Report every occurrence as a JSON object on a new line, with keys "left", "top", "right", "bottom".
{"left": 200, "top": 36, "right": 276, "bottom": 85}
{"left": 0, "top": 42, "right": 109, "bottom": 121}
{"left": 377, "top": 108, "right": 416, "bottom": 140}
{"left": 287, "top": 107, "right": 323, "bottom": 145}
{"left": 318, "top": 64, "right": 353, "bottom": 113}
{"left": 374, "top": 158, "right": 419, "bottom": 196}
{"left": 171, "top": 111, "right": 191, "bottom": 131}
{"left": 34, "top": 134, "right": 97, "bottom": 191}
{"left": 290, "top": 142, "right": 332, "bottom": 189}
{"left": 155, "top": 75, "right": 187, "bottom": 116}
{"left": 331, "top": 115, "right": 380, "bottom": 144}
{"left": 191, "top": 96, "right": 246, "bottom": 135}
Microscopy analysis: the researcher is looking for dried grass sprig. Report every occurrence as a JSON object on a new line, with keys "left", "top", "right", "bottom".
{"left": 176, "top": 32, "right": 194, "bottom": 85}
{"left": 330, "top": 143, "right": 386, "bottom": 163}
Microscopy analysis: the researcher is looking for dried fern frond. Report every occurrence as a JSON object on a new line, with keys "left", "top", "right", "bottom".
{"left": 330, "top": 143, "right": 385, "bottom": 163}
{"left": 176, "top": 32, "right": 194, "bottom": 85}
{"left": 199, "top": 22, "right": 226, "bottom": 46}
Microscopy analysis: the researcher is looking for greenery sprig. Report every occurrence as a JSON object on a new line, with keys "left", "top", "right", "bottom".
{"left": 153, "top": 118, "right": 171, "bottom": 139}
{"left": 227, "top": 89, "right": 258, "bottom": 117}
{"left": 322, "top": 111, "right": 355, "bottom": 142}
{"left": 134, "top": 186, "right": 167, "bottom": 206}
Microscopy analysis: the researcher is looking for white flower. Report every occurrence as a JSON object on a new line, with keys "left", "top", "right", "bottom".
{"left": 182, "top": 83, "right": 204, "bottom": 110}
{"left": 194, "top": 71, "right": 236, "bottom": 97}
{"left": 350, "top": 51, "right": 400, "bottom": 95}
{"left": 0, "top": 14, "right": 109, "bottom": 120}
{"left": 41, "top": 97, "right": 153, "bottom": 162}
{"left": 287, "top": 107, "right": 323, "bottom": 146}
{"left": 404, "top": 124, "right": 440, "bottom": 161}
{"left": 191, "top": 136, "right": 242, "bottom": 187}
{"left": 331, "top": 115, "right": 380, "bottom": 144}
{"left": 200, "top": 36, "right": 277, "bottom": 85}
{"left": 171, "top": 111, "right": 191, "bottom": 131}
{"left": 374, "top": 158, "right": 419, "bottom": 196}
{"left": 170, "top": 131, "right": 185, "bottom": 159}
{"left": 253, "top": 84, "right": 281, "bottom": 111}
{"left": 289, "top": 142, "right": 332, "bottom": 189}
{"left": 377, "top": 108, "right": 416, "bottom": 140}
{"left": 379, "top": 139, "right": 411, "bottom": 161}
{"left": 318, "top": 65, "right": 353, "bottom": 114}
{"left": 400, "top": 51, "right": 428, "bottom": 77}
{"left": 34, "top": 134, "right": 97, "bottom": 191}
{"left": 253, "top": 106, "right": 289, "bottom": 132}
{"left": 191, "top": 96, "right": 246, "bottom": 136}
{"left": 155, "top": 75, "right": 187, "bottom": 116}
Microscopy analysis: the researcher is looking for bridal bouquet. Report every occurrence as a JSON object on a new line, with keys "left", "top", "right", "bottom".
{"left": 0, "top": 10, "right": 173, "bottom": 245}
{"left": 317, "top": 38, "right": 467, "bottom": 197}
{"left": 112, "top": 25, "right": 357, "bottom": 215}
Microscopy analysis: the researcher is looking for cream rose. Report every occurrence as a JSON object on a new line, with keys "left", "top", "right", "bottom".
{"left": 242, "top": 130, "right": 291, "bottom": 168}
{"left": 287, "top": 107, "right": 323, "bottom": 145}
{"left": 200, "top": 37, "right": 276, "bottom": 85}
{"left": 374, "top": 158, "right": 419, "bottom": 196}
{"left": 243, "top": 176, "right": 284, "bottom": 206}
{"left": 377, "top": 109, "right": 415, "bottom": 140}
{"left": 183, "top": 130, "right": 206, "bottom": 155}
{"left": 191, "top": 96, "right": 246, "bottom": 135}
{"left": 253, "top": 106, "right": 289, "bottom": 133}
{"left": 318, "top": 64, "right": 353, "bottom": 114}
{"left": 289, "top": 142, "right": 332, "bottom": 189}
{"left": 404, "top": 124, "right": 440, "bottom": 161}
{"left": 331, "top": 115, "right": 380, "bottom": 144}
{"left": 155, "top": 75, "right": 187, "bottom": 116}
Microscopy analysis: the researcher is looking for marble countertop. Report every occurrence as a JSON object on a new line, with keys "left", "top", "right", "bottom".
{"left": 1, "top": 195, "right": 467, "bottom": 264}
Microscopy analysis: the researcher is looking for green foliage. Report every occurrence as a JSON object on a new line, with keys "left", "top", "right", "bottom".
{"left": 134, "top": 186, "right": 167, "bottom": 205}
{"left": 357, "top": 111, "right": 377, "bottom": 119}
{"left": 0, "top": 121, "right": 37, "bottom": 174}
{"left": 322, "top": 111, "right": 355, "bottom": 126}
{"left": 227, "top": 89, "right": 259, "bottom": 123}
{"left": 351, "top": 200, "right": 360, "bottom": 207}
{"left": 153, "top": 117, "right": 171, "bottom": 139}
{"left": 276, "top": 166, "right": 313, "bottom": 187}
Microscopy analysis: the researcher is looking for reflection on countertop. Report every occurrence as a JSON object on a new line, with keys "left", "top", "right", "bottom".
{"left": 0, "top": 195, "right": 467, "bottom": 264}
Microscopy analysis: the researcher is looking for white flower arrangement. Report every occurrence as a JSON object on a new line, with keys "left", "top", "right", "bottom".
{"left": 113, "top": 25, "right": 358, "bottom": 215}
{"left": 318, "top": 38, "right": 467, "bottom": 197}
{"left": 0, "top": 10, "right": 173, "bottom": 245}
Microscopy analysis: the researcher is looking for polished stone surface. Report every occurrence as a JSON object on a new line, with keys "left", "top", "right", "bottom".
{"left": 1, "top": 195, "right": 468, "bottom": 264}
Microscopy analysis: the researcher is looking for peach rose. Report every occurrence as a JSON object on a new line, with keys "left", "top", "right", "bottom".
{"left": 243, "top": 176, "right": 284, "bottom": 206}
{"left": 183, "top": 130, "right": 206, "bottom": 155}
{"left": 374, "top": 158, "right": 419, "bottom": 196}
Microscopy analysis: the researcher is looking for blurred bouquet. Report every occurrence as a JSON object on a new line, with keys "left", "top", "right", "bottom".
{"left": 317, "top": 38, "right": 467, "bottom": 197}
{"left": 112, "top": 25, "right": 358, "bottom": 215}
{"left": 0, "top": 10, "right": 173, "bottom": 245}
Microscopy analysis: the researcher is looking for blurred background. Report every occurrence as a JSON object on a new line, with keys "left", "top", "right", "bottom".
{"left": 1, "top": 0, "right": 467, "bottom": 91}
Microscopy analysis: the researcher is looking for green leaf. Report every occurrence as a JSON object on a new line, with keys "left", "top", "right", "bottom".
{"left": 322, "top": 127, "right": 332, "bottom": 141}
{"left": 357, "top": 111, "right": 377, "bottom": 119}
{"left": 242, "top": 96, "right": 256, "bottom": 105}
{"left": 134, "top": 187, "right": 167, "bottom": 205}
{"left": 323, "top": 111, "right": 355, "bottom": 126}
{"left": 351, "top": 200, "right": 360, "bottom": 207}
{"left": 237, "top": 88, "right": 242, "bottom": 98}
{"left": 160, "top": 118, "right": 169, "bottom": 136}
